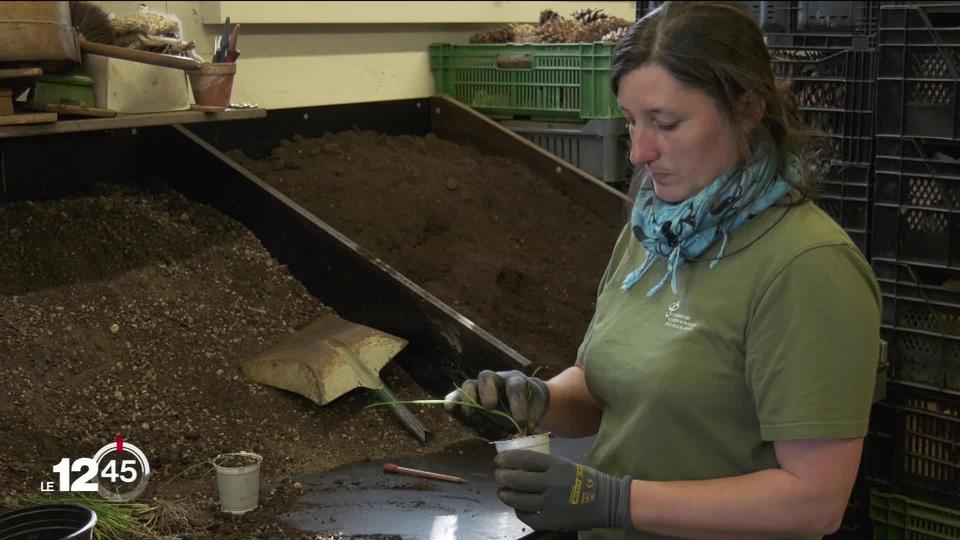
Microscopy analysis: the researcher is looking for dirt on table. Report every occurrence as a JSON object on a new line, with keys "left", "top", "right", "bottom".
{"left": 233, "top": 130, "right": 623, "bottom": 378}
{"left": 0, "top": 182, "right": 472, "bottom": 538}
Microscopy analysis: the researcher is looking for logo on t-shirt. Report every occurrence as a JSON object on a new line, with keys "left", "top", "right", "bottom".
{"left": 665, "top": 301, "right": 698, "bottom": 331}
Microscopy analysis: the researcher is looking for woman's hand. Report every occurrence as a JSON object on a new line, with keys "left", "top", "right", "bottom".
{"left": 444, "top": 370, "right": 550, "bottom": 436}
{"left": 495, "top": 450, "right": 633, "bottom": 531}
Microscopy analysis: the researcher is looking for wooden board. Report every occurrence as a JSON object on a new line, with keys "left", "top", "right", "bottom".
{"left": 0, "top": 67, "right": 42, "bottom": 81}
{"left": 0, "top": 108, "right": 266, "bottom": 139}
{"left": 190, "top": 104, "right": 227, "bottom": 113}
{"left": 0, "top": 112, "right": 57, "bottom": 126}
{"left": 32, "top": 103, "right": 117, "bottom": 118}
{"left": 0, "top": 88, "right": 12, "bottom": 116}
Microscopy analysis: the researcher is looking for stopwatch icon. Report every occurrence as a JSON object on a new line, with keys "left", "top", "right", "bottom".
{"left": 92, "top": 435, "right": 151, "bottom": 502}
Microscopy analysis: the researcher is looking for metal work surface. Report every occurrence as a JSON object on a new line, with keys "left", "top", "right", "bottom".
{"left": 281, "top": 437, "right": 594, "bottom": 540}
{"left": 282, "top": 438, "right": 527, "bottom": 540}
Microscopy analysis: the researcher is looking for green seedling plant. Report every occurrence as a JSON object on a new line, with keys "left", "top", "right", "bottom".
{"left": 151, "top": 452, "right": 252, "bottom": 496}
{"left": 366, "top": 382, "right": 529, "bottom": 438}
{"left": 16, "top": 453, "right": 250, "bottom": 539}
{"left": 19, "top": 492, "right": 211, "bottom": 539}
{"left": 16, "top": 493, "right": 155, "bottom": 540}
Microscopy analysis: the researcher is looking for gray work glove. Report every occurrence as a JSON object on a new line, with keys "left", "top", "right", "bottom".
{"left": 495, "top": 450, "right": 633, "bottom": 531}
{"left": 443, "top": 370, "right": 550, "bottom": 438}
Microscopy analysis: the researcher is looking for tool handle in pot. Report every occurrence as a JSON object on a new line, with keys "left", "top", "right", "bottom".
{"left": 79, "top": 37, "right": 202, "bottom": 71}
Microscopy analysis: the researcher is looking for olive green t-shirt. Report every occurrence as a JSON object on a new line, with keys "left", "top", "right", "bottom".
{"left": 577, "top": 199, "right": 881, "bottom": 540}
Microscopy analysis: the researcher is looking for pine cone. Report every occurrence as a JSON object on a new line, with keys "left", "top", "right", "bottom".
{"left": 110, "top": 8, "right": 182, "bottom": 36}
{"left": 571, "top": 8, "right": 609, "bottom": 24}
{"left": 600, "top": 26, "right": 628, "bottom": 43}
{"left": 469, "top": 25, "right": 514, "bottom": 44}
{"left": 509, "top": 23, "right": 539, "bottom": 44}
{"left": 581, "top": 17, "right": 631, "bottom": 42}
{"left": 534, "top": 18, "right": 585, "bottom": 43}
{"left": 539, "top": 9, "right": 561, "bottom": 25}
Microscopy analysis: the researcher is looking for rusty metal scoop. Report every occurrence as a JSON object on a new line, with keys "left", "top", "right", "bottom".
{"left": 241, "top": 313, "right": 431, "bottom": 443}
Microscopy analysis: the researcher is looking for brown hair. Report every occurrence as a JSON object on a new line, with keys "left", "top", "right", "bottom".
{"left": 612, "top": 1, "right": 818, "bottom": 196}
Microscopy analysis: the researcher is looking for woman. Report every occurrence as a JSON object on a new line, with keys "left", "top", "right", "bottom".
{"left": 445, "top": 2, "right": 881, "bottom": 539}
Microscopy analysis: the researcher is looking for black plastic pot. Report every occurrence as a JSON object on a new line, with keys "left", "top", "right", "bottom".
{"left": 0, "top": 504, "right": 96, "bottom": 540}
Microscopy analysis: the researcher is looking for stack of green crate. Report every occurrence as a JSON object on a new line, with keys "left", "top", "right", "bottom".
{"left": 429, "top": 42, "right": 621, "bottom": 123}
{"left": 870, "top": 490, "right": 960, "bottom": 540}
{"left": 429, "top": 42, "right": 631, "bottom": 184}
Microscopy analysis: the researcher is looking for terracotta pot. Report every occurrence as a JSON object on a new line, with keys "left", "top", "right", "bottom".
{"left": 188, "top": 62, "right": 236, "bottom": 107}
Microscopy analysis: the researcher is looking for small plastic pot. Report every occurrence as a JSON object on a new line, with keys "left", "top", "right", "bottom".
{"left": 493, "top": 432, "right": 550, "bottom": 455}
{"left": 0, "top": 503, "right": 96, "bottom": 540}
{"left": 214, "top": 451, "right": 263, "bottom": 514}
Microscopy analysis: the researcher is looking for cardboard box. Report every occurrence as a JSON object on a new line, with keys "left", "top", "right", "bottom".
{"left": 81, "top": 54, "right": 191, "bottom": 113}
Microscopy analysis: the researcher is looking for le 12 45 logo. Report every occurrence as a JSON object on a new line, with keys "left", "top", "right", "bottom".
{"left": 41, "top": 434, "right": 151, "bottom": 502}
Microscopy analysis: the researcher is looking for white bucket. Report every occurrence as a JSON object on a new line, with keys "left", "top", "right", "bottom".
{"left": 214, "top": 451, "right": 263, "bottom": 514}
{"left": 493, "top": 432, "right": 550, "bottom": 455}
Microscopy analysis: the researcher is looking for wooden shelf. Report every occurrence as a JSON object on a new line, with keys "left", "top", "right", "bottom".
{"left": 0, "top": 108, "right": 266, "bottom": 139}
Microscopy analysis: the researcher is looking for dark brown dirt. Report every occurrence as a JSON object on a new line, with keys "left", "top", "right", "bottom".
{"left": 0, "top": 128, "right": 621, "bottom": 539}
{"left": 235, "top": 130, "right": 622, "bottom": 378}
{"left": 0, "top": 182, "right": 471, "bottom": 538}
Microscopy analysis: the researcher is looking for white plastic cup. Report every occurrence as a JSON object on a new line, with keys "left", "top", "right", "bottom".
{"left": 214, "top": 451, "right": 263, "bottom": 514}
{"left": 493, "top": 432, "right": 551, "bottom": 455}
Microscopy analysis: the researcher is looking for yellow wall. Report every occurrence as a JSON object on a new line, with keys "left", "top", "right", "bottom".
{"left": 94, "top": 1, "right": 636, "bottom": 110}
{"left": 202, "top": 2, "right": 635, "bottom": 24}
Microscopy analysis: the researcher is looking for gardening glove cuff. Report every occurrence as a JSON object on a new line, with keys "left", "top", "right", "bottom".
{"left": 495, "top": 450, "right": 633, "bottom": 531}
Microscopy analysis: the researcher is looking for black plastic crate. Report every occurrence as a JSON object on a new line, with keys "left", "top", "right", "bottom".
{"left": 636, "top": 0, "right": 663, "bottom": 18}
{"left": 875, "top": 137, "right": 960, "bottom": 183}
{"left": 872, "top": 259, "right": 960, "bottom": 393}
{"left": 825, "top": 478, "right": 872, "bottom": 539}
{"left": 643, "top": 2, "right": 878, "bottom": 35}
{"left": 877, "top": 3, "right": 960, "bottom": 140}
{"left": 770, "top": 47, "right": 876, "bottom": 164}
{"left": 864, "top": 384, "right": 960, "bottom": 504}
{"left": 766, "top": 32, "right": 875, "bottom": 49}
{"left": 797, "top": 1, "right": 879, "bottom": 34}
{"left": 737, "top": 1, "right": 797, "bottom": 32}
{"left": 873, "top": 205, "right": 960, "bottom": 269}
{"left": 769, "top": 42, "right": 876, "bottom": 253}
{"left": 873, "top": 137, "right": 960, "bottom": 269}
{"left": 818, "top": 162, "right": 872, "bottom": 254}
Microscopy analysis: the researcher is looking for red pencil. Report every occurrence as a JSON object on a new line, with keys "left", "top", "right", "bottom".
{"left": 383, "top": 463, "right": 466, "bottom": 484}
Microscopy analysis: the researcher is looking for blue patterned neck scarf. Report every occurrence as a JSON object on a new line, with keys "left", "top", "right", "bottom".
{"left": 622, "top": 149, "right": 797, "bottom": 296}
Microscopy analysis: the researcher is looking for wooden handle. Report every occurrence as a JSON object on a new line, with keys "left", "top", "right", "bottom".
{"left": 0, "top": 67, "right": 43, "bottom": 81}
{"left": 79, "top": 37, "right": 201, "bottom": 71}
{"left": 227, "top": 24, "right": 240, "bottom": 61}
